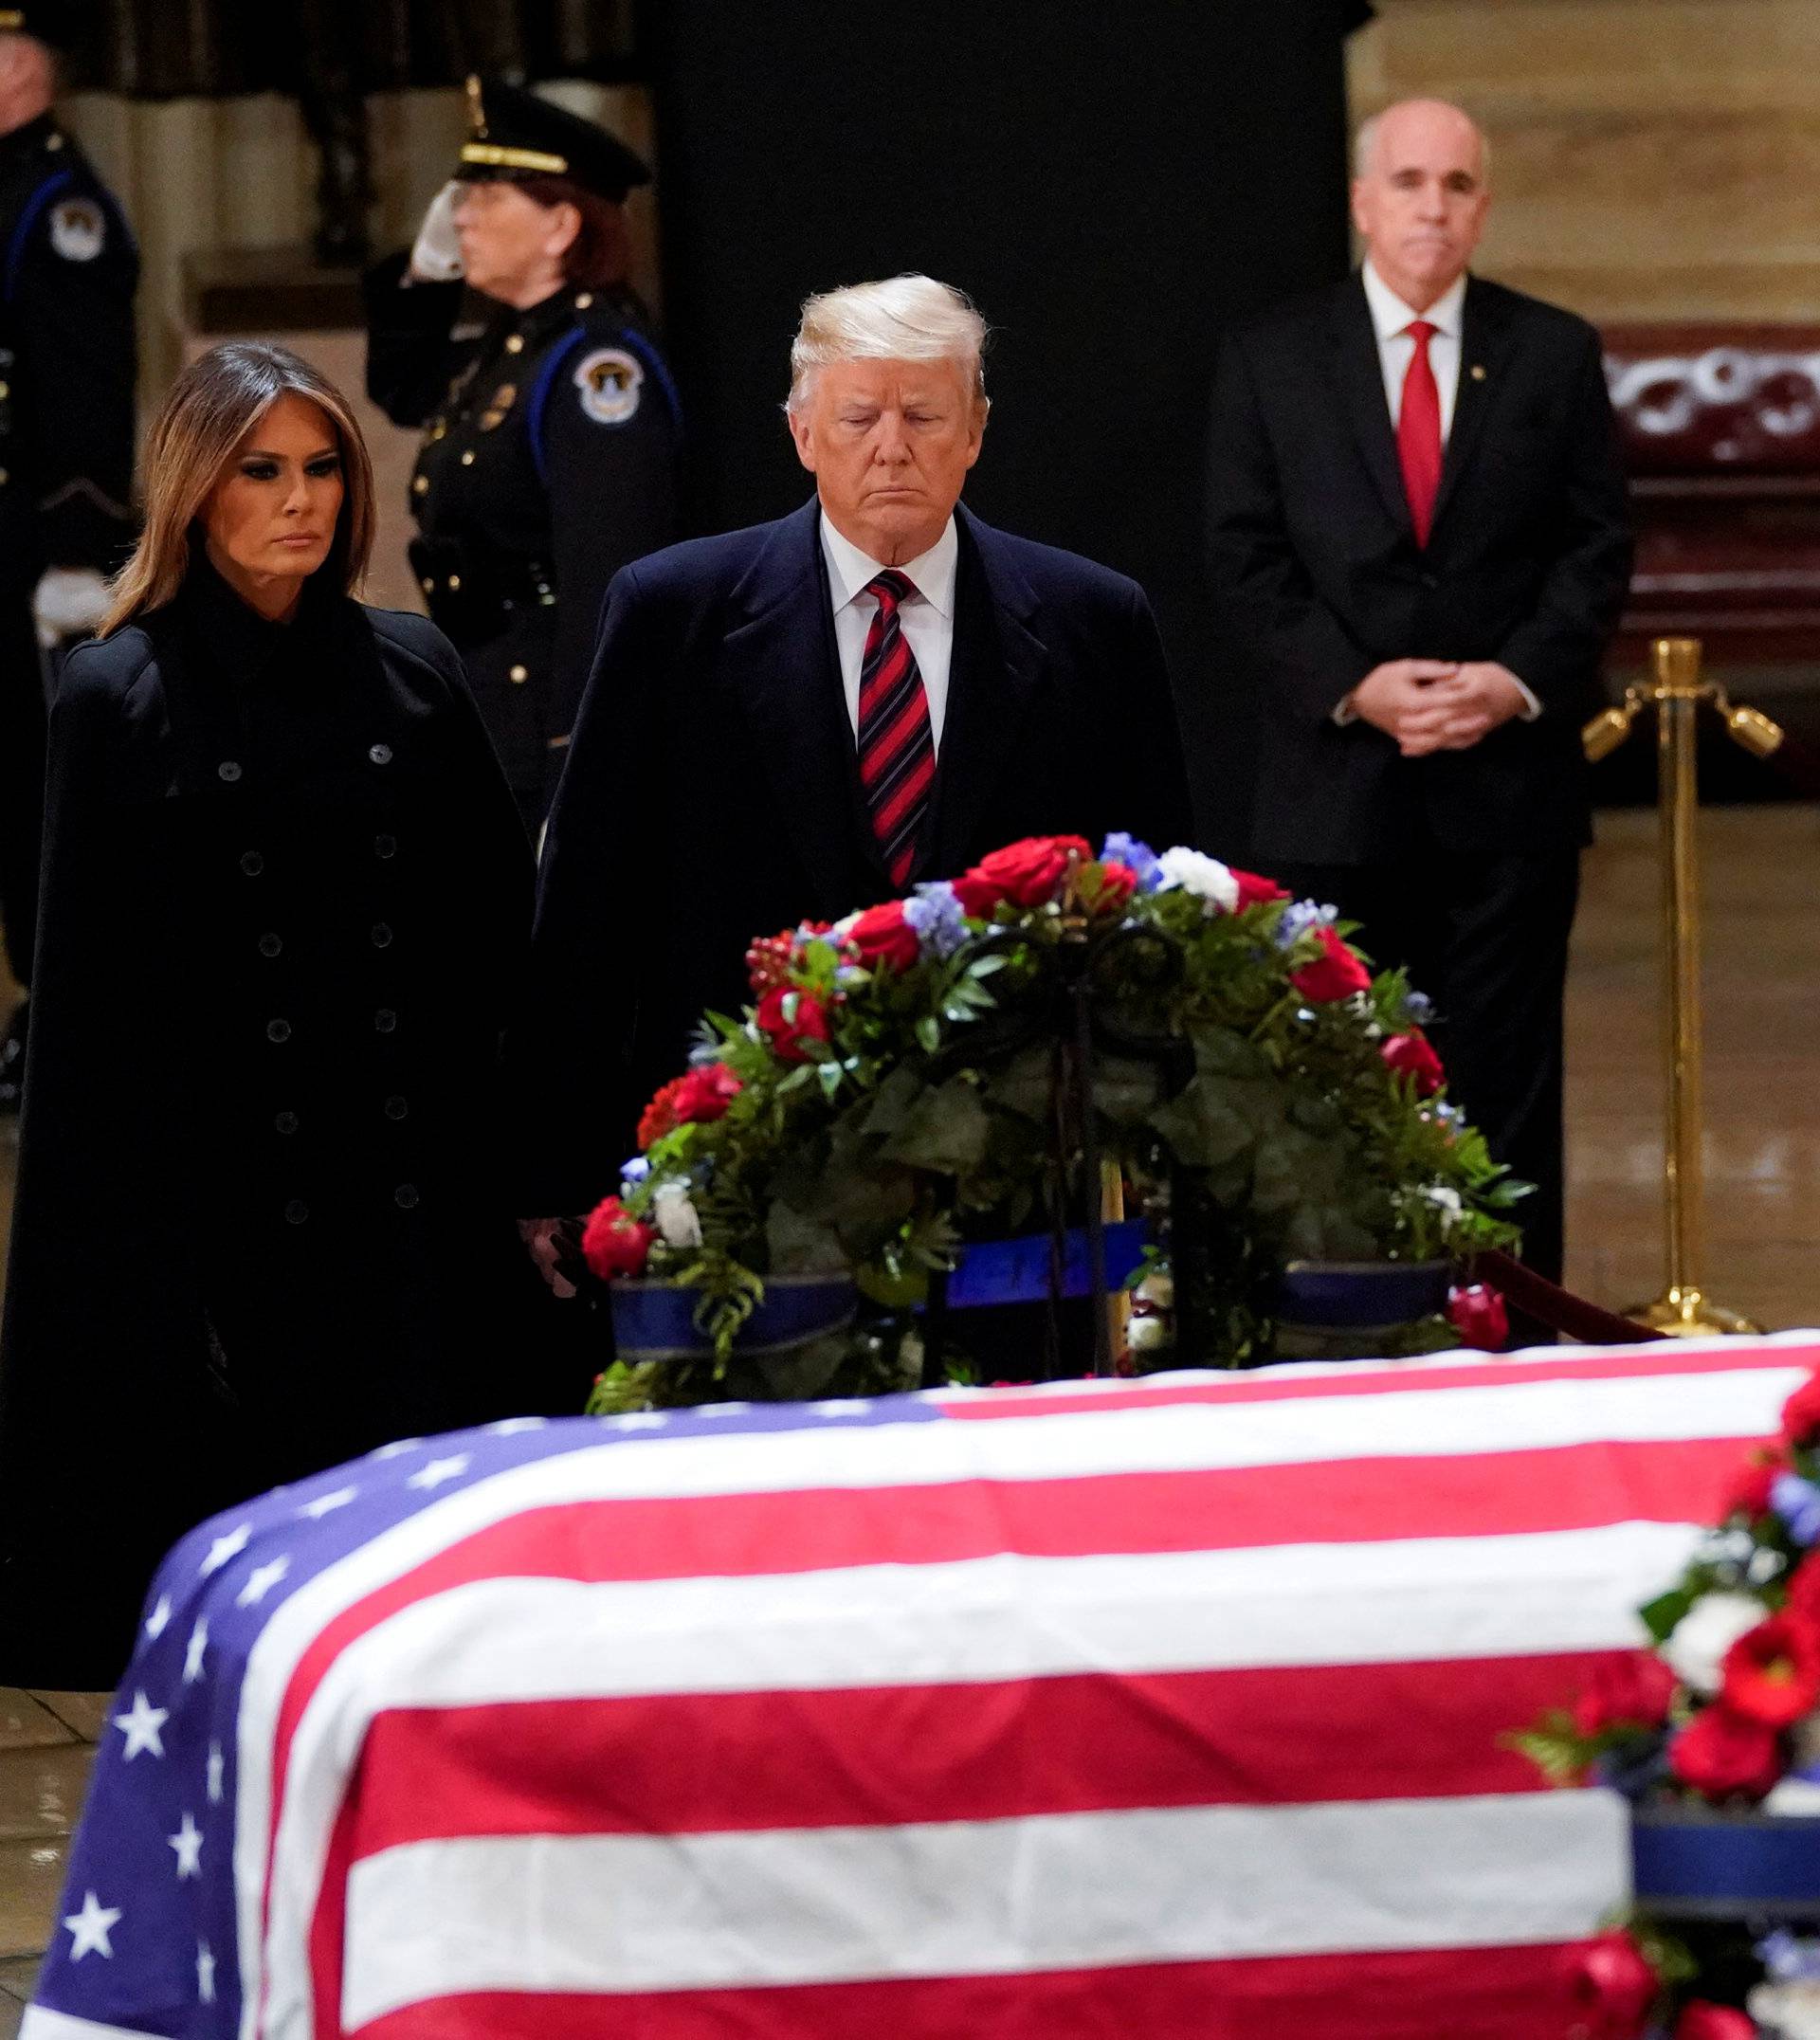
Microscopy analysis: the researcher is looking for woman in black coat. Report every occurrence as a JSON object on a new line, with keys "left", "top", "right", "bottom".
{"left": 0, "top": 341, "right": 559, "bottom": 1689}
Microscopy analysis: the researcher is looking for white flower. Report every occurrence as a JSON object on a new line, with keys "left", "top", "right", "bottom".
{"left": 1661, "top": 1590, "right": 1767, "bottom": 1695}
{"left": 1155, "top": 847, "right": 1240, "bottom": 915}
{"left": 1421, "top": 1184, "right": 1464, "bottom": 1230}
{"left": 651, "top": 1182, "right": 703, "bottom": 1251}
{"left": 1749, "top": 1981, "right": 1820, "bottom": 2040}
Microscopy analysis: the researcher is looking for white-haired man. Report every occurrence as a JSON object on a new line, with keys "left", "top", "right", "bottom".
{"left": 1205, "top": 99, "right": 1632, "bottom": 1293}
{"left": 507, "top": 273, "right": 1191, "bottom": 1257}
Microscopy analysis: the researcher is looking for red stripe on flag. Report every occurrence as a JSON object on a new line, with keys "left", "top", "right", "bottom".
{"left": 346, "top": 1940, "right": 1592, "bottom": 2040}
{"left": 340, "top": 1649, "right": 1617, "bottom": 1857}
{"left": 941, "top": 1342, "right": 1814, "bottom": 1420}
{"left": 267, "top": 1429, "right": 1753, "bottom": 1850}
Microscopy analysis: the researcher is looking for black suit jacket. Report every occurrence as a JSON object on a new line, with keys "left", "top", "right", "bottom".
{"left": 505, "top": 498, "right": 1192, "bottom": 1211}
{"left": 1205, "top": 272, "right": 1633, "bottom": 865}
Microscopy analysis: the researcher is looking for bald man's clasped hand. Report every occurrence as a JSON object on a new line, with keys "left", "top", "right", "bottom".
{"left": 1351, "top": 657, "right": 1528, "bottom": 756}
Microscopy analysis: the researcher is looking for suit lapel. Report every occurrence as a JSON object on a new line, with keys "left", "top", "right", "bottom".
{"left": 727, "top": 501, "right": 873, "bottom": 906}
{"left": 929, "top": 506, "right": 1046, "bottom": 877}
{"left": 1333, "top": 275, "right": 1413, "bottom": 540}
{"left": 1429, "top": 275, "right": 1515, "bottom": 538}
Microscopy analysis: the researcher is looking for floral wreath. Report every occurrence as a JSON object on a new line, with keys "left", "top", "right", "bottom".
{"left": 580, "top": 831, "right": 1523, "bottom": 1412}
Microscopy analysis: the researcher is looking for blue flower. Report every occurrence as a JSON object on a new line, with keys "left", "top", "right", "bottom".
{"left": 1402, "top": 989, "right": 1435, "bottom": 1025}
{"left": 903, "top": 881, "right": 968, "bottom": 958}
{"left": 620, "top": 1156, "right": 650, "bottom": 1186}
{"left": 1101, "top": 832, "right": 1163, "bottom": 890}
{"left": 1758, "top": 1928, "right": 1820, "bottom": 1983}
{"left": 1274, "top": 899, "right": 1338, "bottom": 951}
{"left": 1772, "top": 1471, "right": 1820, "bottom": 1547}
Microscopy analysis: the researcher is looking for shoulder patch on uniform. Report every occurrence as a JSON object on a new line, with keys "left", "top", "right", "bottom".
{"left": 48, "top": 196, "right": 105, "bottom": 263}
{"left": 573, "top": 346, "right": 643, "bottom": 426}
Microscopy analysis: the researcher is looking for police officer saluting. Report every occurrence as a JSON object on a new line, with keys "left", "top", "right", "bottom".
{"left": 365, "top": 80, "right": 680, "bottom": 831}
{"left": 0, "top": 9, "right": 136, "bottom": 1105}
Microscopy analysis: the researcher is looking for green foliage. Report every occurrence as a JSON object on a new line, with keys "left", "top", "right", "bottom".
{"left": 597, "top": 847, "right": 1523, "bottom": 1409}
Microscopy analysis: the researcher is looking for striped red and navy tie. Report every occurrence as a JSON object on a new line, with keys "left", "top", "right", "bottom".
{"left": 856, "top": 568, "right": 935, "bottom": 887}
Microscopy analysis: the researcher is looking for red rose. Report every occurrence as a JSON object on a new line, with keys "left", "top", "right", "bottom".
{"left": 1232, "top": 867, "right": 1290, "bottom": 909}
{"left": 1447, "top": 1283, "right": 1509, "bottom": 1352}
{"left": 672, "top": 1063, "right": 741, "bottom": 1124}
{"left": 636, "top": 1074, "right": 689, "bottom": 1151}
{"left": 1290, "top": 924, "right": 1373, "bottom": 1003}
{"left": 1720, "top": 1612, "right": 1820, "bottom": 1728}
{"left": 1722, "top": 1450, "right": 1784, "bottom": 1522}
{"left": 1093, "top": 861, "right": 1139, "bottom": 913}
{"left": 952, "top": 834, "right": 1092, "bottom": 916}
{"left": 1572, "top": 1649, "right": 1679, "bottom": 1738}
{"left": 580, "top": 1194, "right": 656, "bottom": 1281}
{"left": 1567, "top": 1931, "right": 1658, "bottom": 2040}
{"left": 755, "top": 984, "right": 832, "bottom": 1063}
{"left": 846, "top": 901, "right": 920, "bottom": 974}
{"left": 1781, "top": 1369, "right": 1820, "bottom": 1448}
{"left": 1668, "top": 1702, "right": 1783, "bottom": 1800}
{"left": 1381, "top": 1029, "right": 1446, "bottom": 1097}
{"left": 1675, "top": 2004, "right": 1756, "bottom": 2040}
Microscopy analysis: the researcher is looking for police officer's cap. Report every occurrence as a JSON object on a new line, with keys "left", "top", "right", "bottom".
{"left": 457, "top": 78, "right": 651, "bottom": 206}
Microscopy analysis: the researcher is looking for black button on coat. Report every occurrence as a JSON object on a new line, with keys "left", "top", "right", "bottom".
{"left": 0, "top": 564, "right": 564, "bottom": 1689}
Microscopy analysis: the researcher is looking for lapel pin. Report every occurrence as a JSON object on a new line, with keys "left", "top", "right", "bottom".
{"left": 1470, "top": 363, "right": 1487, "bottom": 381}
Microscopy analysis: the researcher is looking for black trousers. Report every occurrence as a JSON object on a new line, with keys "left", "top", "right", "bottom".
{"left": 0, "top": 592, "right": 46, "bottom": 987}
{"left": 1270, "top": 846, "right": 1581, "bottom": 1287}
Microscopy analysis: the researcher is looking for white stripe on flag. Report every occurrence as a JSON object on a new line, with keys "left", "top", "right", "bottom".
{"left": 261, "top": 1521, "right": 1688, "bottom": 2033}
{"left": 341, "top": 1790, "right": 1629, "bottom": 2024}
{"left": 19, "top": 2010, "right": 159, "bottom": 2040}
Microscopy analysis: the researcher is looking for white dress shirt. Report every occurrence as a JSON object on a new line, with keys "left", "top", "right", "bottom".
{"left": 821, "top": 512, "right": 958, "bottom": 754}
{"left": 1361, "top": 259, "right": 1466, "bottom": 442}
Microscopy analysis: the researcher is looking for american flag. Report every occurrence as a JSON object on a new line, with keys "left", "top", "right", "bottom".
{"left": 25, "top": 1335, "right": 1818, "bottom": 2040}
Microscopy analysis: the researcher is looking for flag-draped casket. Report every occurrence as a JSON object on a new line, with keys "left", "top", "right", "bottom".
{"left": 26, "top": 1336, "right": 1819, "bottom": 2040}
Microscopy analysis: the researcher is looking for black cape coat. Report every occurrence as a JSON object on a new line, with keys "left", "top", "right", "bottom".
{"left": 0, "top": 566, "right": 561, "bottom": 1690}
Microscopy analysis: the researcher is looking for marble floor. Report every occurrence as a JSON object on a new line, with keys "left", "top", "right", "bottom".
{"left": 0, "top": 802, "right": 1816, "bottom": 2002}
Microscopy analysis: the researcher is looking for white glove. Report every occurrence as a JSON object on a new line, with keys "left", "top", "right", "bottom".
{"left": 33, "top": 566, "right": 111, "bottom": 647}
{"left": 408, "top": 182, "right": 465, "bottom": 283}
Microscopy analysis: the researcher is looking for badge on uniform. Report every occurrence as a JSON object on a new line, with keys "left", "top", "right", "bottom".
{"left": 48, "top": 196, "right": 106, "bottom": 263}
{"left": 573, "top": 347, "right": 643, "bottom": 426}
{"left": 480, "top": 382, "right": 518, "bottom": 431}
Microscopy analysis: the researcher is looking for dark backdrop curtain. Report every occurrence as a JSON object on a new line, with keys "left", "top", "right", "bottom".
{"left": 56, "top": 0, "right": 637, "bottom": 95}
{"left": 646, "top": 0, "right": 1363, "bottom": 856}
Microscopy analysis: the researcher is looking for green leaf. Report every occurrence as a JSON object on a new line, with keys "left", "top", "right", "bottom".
{"left": 1639, "top": 1585, "right": 1697, "bottom": 1645}
{"left": 982, "top": 1044, "right": 1054, "bottom": 1123}
{"left": 765, "top": 1201, "right": 846, "bottom": 1274}
{"left": 1150, "top": 1078, "right": 1255, "bottom": 1170}
{"left": 1090, "top": 1054, "right": 1165, "bottom": 1124}
{"left": 818, "top": 1060, "right": 845, "bottom": 1100}
{"left": 915, "top": 1014, "right": 941, "bottom": 1054}
{"left": 860, "top": 1063, "right": 926, "bottom": 1138}
{"left": 883, "top": 1074, "right": 992, "bottom": 1174}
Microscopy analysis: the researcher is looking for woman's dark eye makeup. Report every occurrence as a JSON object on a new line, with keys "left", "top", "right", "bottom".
{"left": 238, "top": 452, "right": 342, "bottom": 482}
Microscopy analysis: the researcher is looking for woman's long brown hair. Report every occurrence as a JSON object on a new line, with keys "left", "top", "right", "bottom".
{"left": 100, "top": 340, "right": 376, "bottom": 637}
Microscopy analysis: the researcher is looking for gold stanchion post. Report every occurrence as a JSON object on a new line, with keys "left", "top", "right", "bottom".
{"left": 1582, "top": 636, "right": 1782, "bottom": 1337}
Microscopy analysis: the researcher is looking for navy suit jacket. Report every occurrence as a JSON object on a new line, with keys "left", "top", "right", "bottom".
{"left": 506, "top": 497, "right": 1192, "bottom": 1210}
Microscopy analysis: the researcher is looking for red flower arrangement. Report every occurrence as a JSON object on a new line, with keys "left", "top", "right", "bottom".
{"left": 1674, "top": 2006, "right": 1756, "bottom": 2040}
{"left": 1568, "top": 1930, "right": 1660, "bottom": 2040}
{"left": 845, "top": 902, "right": 919, "bottom": 974}
{"left": 1572, "top": 1650, "right": 1678, "bottom": 1739}
{"left": 1291, "top": 923, "right": 1374, "bottom": 1003}
{"left": 1381, "top": 1029, "right": 1445, "bottom": 1097}
{"left": 581, "top": 1195, "right": 656, "bottom": 1281}
{"left": 1718, "top": 1612, "right": 1820, "bottom": 1728}
{"left": 952, "top": 833, "right": 1092, "bottom": 915}
{"left": 1233, "top": 868, "right": 1290, "bottom": 909}
{"left": 755, "top": 985, "right": 832, "bottom": 1063}
{"left": 1446, "top": 1282, "right": 1509, "bottom": 1351}
{"left": 637, "top": 1064, "right": 743, "bottom": 1150}
{"left": 1668, "top": 1703, "right": 1784, "bottom": 1799}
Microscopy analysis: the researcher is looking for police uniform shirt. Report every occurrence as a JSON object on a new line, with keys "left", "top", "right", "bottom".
{"left": 0, "top": 110, "right": 136, "bottom": 585}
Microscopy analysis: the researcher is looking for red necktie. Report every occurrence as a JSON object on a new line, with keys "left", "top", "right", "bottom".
{"left": 856, "top": 569, "right": 935, "bottom": 887}
{"left": 1396, "top": 318, "right": 1444, "bottom": 547}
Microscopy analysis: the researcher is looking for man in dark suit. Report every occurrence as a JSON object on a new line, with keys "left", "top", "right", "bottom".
{"left": 508, "top": 274, "right": 1192, "bottom": 1283}
{"left": 1205, "top": 98, "right": 1632, "bottom": 1288}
